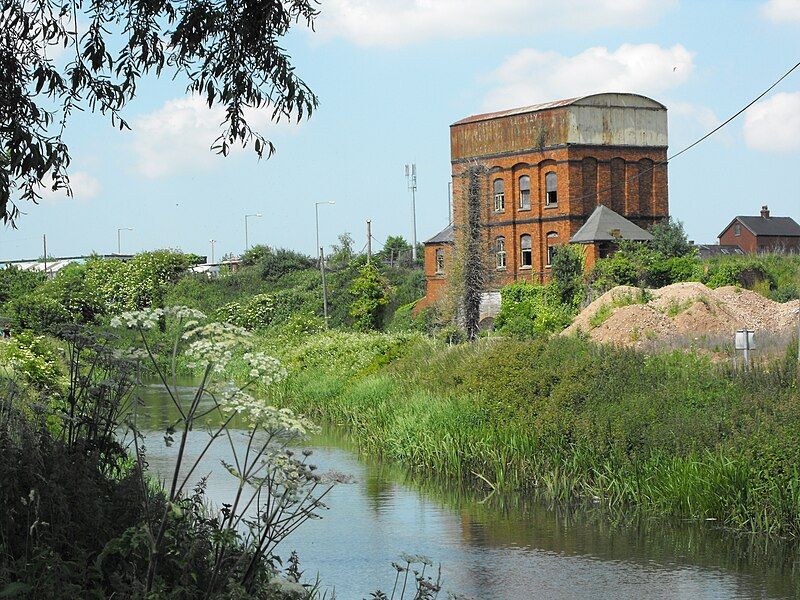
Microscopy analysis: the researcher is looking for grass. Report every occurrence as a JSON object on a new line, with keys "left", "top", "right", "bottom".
{"left": 272, "top": 332, "right": 800, "bottom": 537}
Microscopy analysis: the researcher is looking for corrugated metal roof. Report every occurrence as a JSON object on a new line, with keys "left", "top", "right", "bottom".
{"left": 453, "top": 97, "right": 580, "bottom": 126}
{"left": 729, "top": 216, "right": 800, "bottom": 238}
{"left": 424, "top": 224, "right": 454, "bottom": 244}
{"left": 570, "top": 205, "right": 654, "bottom": 243}
{"left": 451, "top": 92, "right": 666, "bottom": 126}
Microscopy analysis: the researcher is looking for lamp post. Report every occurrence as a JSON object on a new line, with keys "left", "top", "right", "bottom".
{"left": 315, "top": 201, "right": 335, "bottom": 326}
{"left": 244, "top": 213, "right": 262, "bottom": 251}
{"left": 117, "top": 227, "right": 133, "bottom": 255}
{"left": 209, "top": 239, "right": 216, "bottom": 264}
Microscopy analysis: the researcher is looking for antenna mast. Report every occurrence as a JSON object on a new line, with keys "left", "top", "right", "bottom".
{"left": 405, "top": 163, "right": 418, "bottom": 263}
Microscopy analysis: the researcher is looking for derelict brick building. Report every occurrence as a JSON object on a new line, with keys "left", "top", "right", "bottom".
{"left": 422, "top": 92, "right": 669, "bottom": 307}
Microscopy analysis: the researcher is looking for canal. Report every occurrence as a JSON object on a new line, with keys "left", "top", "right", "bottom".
{"left": 135, "top": 382, "right": 798, "bottom": 599}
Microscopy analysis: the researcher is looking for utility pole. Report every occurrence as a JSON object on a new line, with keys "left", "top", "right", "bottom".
{"left": 320, "top": 246, "right": 329, "bottom": 327}
{"left": 209, "top": 239, "right": 216, "bottom": 264}
{"left": 42, "top": 234, "right": 47, "bottom": 276}
{"left": 405, "top": 163, "right": 418, "bottom": 263}
{"left": 366, "top": 220, "right": 372, "bottom": 264}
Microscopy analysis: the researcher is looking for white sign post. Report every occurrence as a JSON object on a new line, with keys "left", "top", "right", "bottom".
{"left": 735, "top": 329, "right": 755, "bottom": 371}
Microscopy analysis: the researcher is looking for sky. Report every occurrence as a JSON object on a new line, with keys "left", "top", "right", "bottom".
{"left": 2, "top": 0, "right": 800, "bottom": 261}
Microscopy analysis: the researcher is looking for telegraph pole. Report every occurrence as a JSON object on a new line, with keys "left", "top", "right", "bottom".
{"left": 366, "top": 220, "right": 372, "bottom": 263}
{"left": 405, "top": 163, "right": 418, "bottom": 262}
{"left": 42, "top": 234, "right": 47, "bottom": 276}
{"left": 447, "top": 180, "right": 453, "bottom": 224}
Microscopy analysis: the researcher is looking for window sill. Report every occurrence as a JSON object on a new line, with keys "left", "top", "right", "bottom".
{"left": 519, "top": 265, "right": 532, "bottom": 270}
{"left": 518, "top": 207, "right": 531, "bottom": 212}
{"left": 496, "top": 267, "right": 507, "bottom": 271}
{"left": 493, "top": 210, "right": 506, "bottom": 214}
{"left": 544, "top": 204, "right": 558, "bottom": 209}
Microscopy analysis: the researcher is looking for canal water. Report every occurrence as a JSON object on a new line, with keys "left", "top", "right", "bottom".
{"left": 134, "top": 383, "right": 799, "bottom": 599}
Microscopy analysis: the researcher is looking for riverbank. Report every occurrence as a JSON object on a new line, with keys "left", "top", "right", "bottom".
{"left": 258, "top": 331, "right": 800, "bottom": 537}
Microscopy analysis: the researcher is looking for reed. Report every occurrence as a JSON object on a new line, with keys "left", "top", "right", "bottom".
{"left": 276, "top": 332, "right": 800, "bottom": 537}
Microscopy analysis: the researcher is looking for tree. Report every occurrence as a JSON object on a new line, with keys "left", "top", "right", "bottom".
{"left": 551, "top": 244, "right": 585, "bottom": 307}
{"left": 378, "top": 235, "right": 411, "bottom": 265}
{"left": 348, "top": 262, "right": 389, "bottom": 331}
{"left": 650, "top": 217, "right": 693, "bottom": 258}
{"left": 1, "top": 0, "right": 318, "bottom": 224}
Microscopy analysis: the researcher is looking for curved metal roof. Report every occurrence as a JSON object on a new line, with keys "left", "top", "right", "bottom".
{"left": 452, "top": 93, "right": 666, "bottom": 127}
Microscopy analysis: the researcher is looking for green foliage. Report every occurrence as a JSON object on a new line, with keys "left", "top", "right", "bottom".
{"left": 550, "top": 244, "right": 585, "bottom": 307}
{"left": 649, "top": 217, "right": 693, "bottom": 258}
{"left": 349, "top": 263, "right": 390, "bottom": 332}
{"left": 6, "top": 291, "right": 71, "bottom": 332}
{"left": 259, "top": 248, "right": 315, "bottom": 281}
{"left": 0, "top": 266, "right": 45, "bottom": 304}
{"left": 377, "top": 235, "right": 411, "bottom": 263}
{"left": 3, "top": 0, "right": 318, "bottom": 224}
{"left": 494, "top": 282, "right": 577, "bottom": 338}
{"left": 281, "top": 333, "right": 800, "bottom": 536}
{"left": 590, "top": 241, "right": 703, "bottom": 290}
{"left": 0, "top": 331, "right": 63, "bottom": 391}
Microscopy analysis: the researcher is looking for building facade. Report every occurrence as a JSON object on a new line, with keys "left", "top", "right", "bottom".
{"left": 718, "top": 206, "right": 800, "bottom": 254}
{"left": 422, "top": 92, "right": 669, "bottom": 306}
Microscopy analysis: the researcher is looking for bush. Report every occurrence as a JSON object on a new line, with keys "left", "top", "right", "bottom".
{"left": 494, "top": 282, "right": 576, "bottom": 339}
{"left": 7, "top": 292, "right": 72, "bottom": 332}
{"left": 551, "top": 244, "right": 585, "bottom": 307}
{"left": 349, "top": 263, "right": 390, "bottom": 332}
{"left": 0, "top": 266, "right": 45, "bottom": 304}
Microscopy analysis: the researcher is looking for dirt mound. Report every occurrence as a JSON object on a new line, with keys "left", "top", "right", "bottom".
{"left": 564, "top": 282, "right": 800, "bottom": 349}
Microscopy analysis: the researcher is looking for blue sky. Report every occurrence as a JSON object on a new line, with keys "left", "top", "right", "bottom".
{"left": 2, "top": 0, "right": 799, "bottom": 261}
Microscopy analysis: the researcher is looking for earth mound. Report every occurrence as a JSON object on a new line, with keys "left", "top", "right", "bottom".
{"left": 564, "top": 282, "right": 799, "bottom": 348}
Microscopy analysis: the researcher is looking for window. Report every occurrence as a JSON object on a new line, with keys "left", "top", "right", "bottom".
{"left": 518, "top": 175, "right": 531, "bottom": 210}
{"left": 734, "top": 223, "right": 741, "bottom": 237}
{"left": 545, "top": 171, "right": 558, "bottom": 206}
{"left": 546, "top": 232, "right": 558, "bottom": 266}
{"left": 495, "top": 237, "right": 506, "bottom": 269}
{"left": 493, "top": 179, "right": 505, "bottom": 212}
{"left": 435, "top": 248, "right": 444, "bottom": 273}
{"left": 520, "top": 234, "right": 532, "bottom": 267}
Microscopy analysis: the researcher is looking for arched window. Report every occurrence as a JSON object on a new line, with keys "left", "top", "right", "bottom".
{"left": 495, "top": 237, "right": 506, "bottom": 269}
{"left": 493, "top": 179, "right": 505, "bottom": 212}
{"left": 519, "top": 175, "right": 531, "bottom": 210}
{"left": 435, "top": 248, "right": 445, "bottom": 273}
{"left": 545, "top": 171, "right": 558, "bottom": 206}
{"left": 734, "top": 223, "right": 741, "bottom": 237}
{"left": 520, "top": 234, "right": 532, "bottom": 267}
{"left": 546, "top": 231, "right": 558, "bottom": 266}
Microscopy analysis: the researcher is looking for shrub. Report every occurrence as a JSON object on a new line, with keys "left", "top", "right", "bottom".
{"left": 0, "top": 266, "right": 45, "bottom": 304}
{"left": 7, "top": 292, "right": 71, "bottom": 332}
{"left": 551, "top": 244, "right": 585, "bottom": 307}
{"left": 349, "top": 263, "right": 390, "bottom": 332}
{"left": 494, "top": 281, "right": 576, "bottom": 339}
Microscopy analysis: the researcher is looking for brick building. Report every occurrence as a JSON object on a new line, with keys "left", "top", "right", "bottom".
{"left": 718, "top": 206, "right": 800, "bottom": 254}
{"left": 421, "top": 92, "right": 669, "bottom": 307}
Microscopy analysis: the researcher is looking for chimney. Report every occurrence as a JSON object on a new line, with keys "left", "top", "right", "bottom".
{"left": 760, "top": 205, "right": 770, "bottom": 218}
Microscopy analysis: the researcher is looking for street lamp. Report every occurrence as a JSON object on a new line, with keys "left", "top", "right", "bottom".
{"left": 244, "top": 213, "right": 262, "bottom": 251}
{"left": 117, "top": 227, "right": 133, "bottom": 255}
{"left": 315, "top": 201, "right": 335, "bottom": 326}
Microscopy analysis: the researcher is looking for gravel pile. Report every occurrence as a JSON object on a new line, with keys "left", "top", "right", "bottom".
{"left": 564, "top": 282, "right": 800, "bottom": 348}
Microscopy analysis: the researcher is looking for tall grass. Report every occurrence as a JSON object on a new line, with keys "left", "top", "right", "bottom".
{"left": 275, "top": 333, "right": 800, "bottom": 537}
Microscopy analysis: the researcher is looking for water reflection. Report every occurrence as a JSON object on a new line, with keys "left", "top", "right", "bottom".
{"left": 133, "top": 382, "right": 799, "bottom": 599}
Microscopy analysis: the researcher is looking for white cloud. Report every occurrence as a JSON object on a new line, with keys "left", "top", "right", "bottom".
{"left": 132, "top": 96, "right": 295, "bottom": 178}
{"left": 317, "top": 0, "right": 676, "bottom": 47}
{"left": 39, "top": 171, "right": 101, "bottom": 202}
{"left": 761, "top": 0, "right": 800, "bottom": 23}
{"left": 483, "top": 43, "right": 695, "bottom": 110}
{"left": 743, "top": 92, "right": 800, "bottom": 153}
